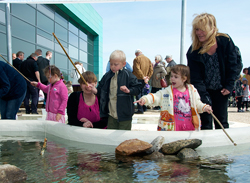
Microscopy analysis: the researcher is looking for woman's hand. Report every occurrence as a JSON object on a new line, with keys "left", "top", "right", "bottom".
{"left": 79, "top": 117, "right": 89, "bottom": 123}
{"left": 133, "top": 98, "right": 146, "bottom": 106}
{"left": 30, "top": 81, "right": 38, "bottom": 87}
{"left": 83, "top": 121, "right": 93, "bottom": 128}
{"left": 56, "top": 113, "right": 62, "bottom": 121}
{"left": 221, "top": 88, "right": 230, "bottom": 96}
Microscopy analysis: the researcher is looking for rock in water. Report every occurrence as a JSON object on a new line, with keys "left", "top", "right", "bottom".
{"left": 143, "top": 151, "right": 165, "bottom": 160}
{"left": 176, "top": 148, "right": 199, "bottom": 159}
{"left": 0, "top": 164, "right": 27, "bottom": 182}
{"left": 145, "top": 136, "right": 165, "bottom": 154}
{"left": 115, "top": 139, "right": 152, "bottom": 156}
{"left": 161, "top": 139, "right": 202, "bottom": 155}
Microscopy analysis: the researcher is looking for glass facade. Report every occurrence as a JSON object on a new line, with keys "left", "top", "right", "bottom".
{"left": 0, "top": 3, "right": 95, "bottom": 82}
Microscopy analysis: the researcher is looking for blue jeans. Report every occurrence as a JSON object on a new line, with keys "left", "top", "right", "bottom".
{"left": 0, "top": 92, "right": 26, "bottom": 119}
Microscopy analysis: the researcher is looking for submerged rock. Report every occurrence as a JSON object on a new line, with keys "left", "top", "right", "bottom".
{"left": 176, "top": 148, "right": 199, "bottom": 159}
{"left": 161, "top": 139, "right": 202, "bottom": 155}
{"left": 143, "top": 151, "right": 165, "bottom": 160}
{"left": 145, "top": 136, "right": 165, "bottom": 154}
{"left": 0, "top": 164, "right": 27, "bottom": 183}
{"left": 115, "top": 139, "right": 152, "bottom": 156}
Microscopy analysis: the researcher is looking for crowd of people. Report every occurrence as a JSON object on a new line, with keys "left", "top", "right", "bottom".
{"left": 1, "top": 13, "right": 249, "bottom": 132}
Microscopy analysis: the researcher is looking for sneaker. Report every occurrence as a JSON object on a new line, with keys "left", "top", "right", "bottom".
{"left": 237, "top": 110, "right": 243, "bottom": 112}
{"left": 32, "top": 112, "right": 39, "bottom": 114}
{"left": 134, "top": 110, "right": 144, "bottom": 114}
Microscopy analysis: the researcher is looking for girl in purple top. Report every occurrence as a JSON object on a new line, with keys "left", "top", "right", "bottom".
{"left": 31, "top": 65, "right": 68, "bottom": 123}
{"left": 67, "top": 71, "right": 107, "bottom": 128}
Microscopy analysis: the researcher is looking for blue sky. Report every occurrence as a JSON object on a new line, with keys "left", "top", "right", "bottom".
{"left": 91, "top": 0, "right": 250, "bottom": 73}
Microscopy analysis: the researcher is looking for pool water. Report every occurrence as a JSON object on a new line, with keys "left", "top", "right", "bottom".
{"left": 0, "top": 132, "right": 250, "bottom": 182}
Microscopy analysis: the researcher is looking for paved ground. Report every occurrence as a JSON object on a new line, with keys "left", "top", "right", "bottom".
{"left": 17, "top": 106, "right": 250, "bottom": 124}
{"left": 136, "top": 107, "right": 250, "bottom": 124}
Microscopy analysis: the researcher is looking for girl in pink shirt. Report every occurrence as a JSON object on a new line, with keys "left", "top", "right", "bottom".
{"left": 31, "top": 65, "right": 68, "bottom": 123}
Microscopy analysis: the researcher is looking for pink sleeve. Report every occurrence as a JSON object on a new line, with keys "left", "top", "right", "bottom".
{"left": 57, "top": 84, "right": 68, "bottom": 115}
{"left": 37, "top": 82, "right": 50, "bottom": 93}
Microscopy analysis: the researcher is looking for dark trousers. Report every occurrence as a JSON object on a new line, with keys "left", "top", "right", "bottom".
{"left": 236, "top": 97, "right": 243, "bottom": 110}
{"left": 200, "top": 89, "right": 229, "bottom": 130}
{"left": 242, "top": 101, "right": 248, "bottom": 110}
{"left": 24, "top": 81, "right": 39, "bottom": 113}
{"left": 151, "top": 87, "right": 161, "bottom": 109}
{"left": 135, "top": 79, "right": 146, "bottom": 112}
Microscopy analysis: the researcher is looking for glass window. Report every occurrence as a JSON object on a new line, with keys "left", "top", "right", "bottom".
{"left": 37, "top": 4, "right": 54, "bottom": 20}
{"left": 55, "top": 42, "right": 68, "bottom": 54}
{"left": 55, "top": 12, "right": 67, "bottom": 28}
{"left": 80, "top": 50, "right": 87, "bottom": 63}
{"left": 88, "top": 35, "right": 94, "bottom": 45}
{"left": 12, "top": 37, "right": 35, "bottom": 59}
{"left": 55, "top": 23, "right": 67, "bottom": 42}
{"left": 37, "top": 11, "right": 54, "bottom": 34}
{"left": 88, "top": 42, "right": 94, "bottom": 55}
{"left": 88, "top": 54, "right": 94, "bottom": 66}
{"left": 0, "top": 10, "right": 5, "bottom": 24}
{"left": 55, "top": 53, "right": 67, "bottom": 70}
{"left": 79, "top": 38, "right": 87, "bottom": 51}
{"left": 0, "top": 24, "right": 6, "bottom": 33}
{"left": 88, "top": 64, "right": 93, "bottom": 72}
{"left": 11, "top": 4, "right": 35, "bottom": 25}
{"left": 37, "top": 35, "right": 53, "bottom": 50}
{"left": 83, "top": 62, "right": 88, "bottom": 71}
{"left": 79, "top": 30, "right": 87, "bottom": 41}
{"left": 61, "top": 69, "right": 69, "bottom": 81}
{"left": 69, "top": 45, "right": 78, "bottom": 60}
{"left": 37, "top": 28, "right": 53, "bottom": 40}
{"left": 29, "top": 4, "right": 36, "bottom": 8}
{"left": 0, "top": 32, "right": 7, "bottom": 55}
{"left": 69, "top": 22, "right": 78, "bottom": 35}
{"left": 12, "top": 17, "right": 35, "bottom": 43}
{"left": 0, "top": 3, "right": 5, "bottom": 10}
{"left": 69, "top": 32, "right": 78, "bottom": 47}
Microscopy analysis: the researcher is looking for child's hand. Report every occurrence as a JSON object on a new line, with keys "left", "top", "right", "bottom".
{"left": 83, "top": 121, "right": 93, "bottom": 128}
{"left": 80, "top": 117, "right": 89, "bottom": 123}
{"left": 133, "top": 98, "right": 146, "bottom": 106}
{"left": 56, "top": 113, "right": 62, "bottom": 121}
{"left": 204, "top": 105, "right": 213, "bottom": 114}
{"left": 120, "top": 86, "right": 130, "bottom": 93}
{"left": 87, "top": 83, "right": 97, "bottom": 94}
{"left": 30, "top": 81, "right": 38, "bottom": 87}
{"left": 143, "top": 76, "right": 149, "bottom": 84}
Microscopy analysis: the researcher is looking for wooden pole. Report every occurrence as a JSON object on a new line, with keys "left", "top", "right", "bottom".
{"left": 211, "top": 112, "right": 237, "bottom": 146}
{"left": 52, "top": 33, "right": 88, "bottom": 86}
{"left": 0, "top": 54, "right": 31, "bottom": 83}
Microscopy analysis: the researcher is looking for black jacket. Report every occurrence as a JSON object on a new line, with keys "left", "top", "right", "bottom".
{"left": 186, "top": 35, "right": 237, "bottom": 105}
{"left": 37, "top": 56, "right": 49, "bottom": 83}
{"left": 13, "top": 58, "right": 22, "bottom": 71}
{"left": 97, "top": 68, "right": 142, "bottom": 121}
{"left": 67, "top": 91, "right": 108, "bottom": 128}
{"left": 20, "top": 56, "right": 39, "bottom": 81}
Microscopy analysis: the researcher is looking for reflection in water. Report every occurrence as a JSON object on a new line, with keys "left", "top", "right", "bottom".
{"left": 0, "top": 140, "right": 249, "bottom": 182}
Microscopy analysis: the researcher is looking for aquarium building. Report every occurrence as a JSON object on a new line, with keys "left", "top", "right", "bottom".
{"left": 0, "top": 3, "right": 103, "bottom": 80}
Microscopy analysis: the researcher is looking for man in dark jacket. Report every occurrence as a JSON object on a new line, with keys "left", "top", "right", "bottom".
{"left": 0, "top": 61, "right": 27, "bottom": 119}
{"left": 20, "top": 53, "right": 40, "bottom": 114}
{"left": 35, "top": 49, "right": 49, "bottom": 86}
{"left": 13, "top": 51, "right": 24, "bottom": 71}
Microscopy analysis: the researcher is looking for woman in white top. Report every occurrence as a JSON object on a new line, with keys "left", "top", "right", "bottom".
{"left": 70, "top": 62, "right": 86, "bottom": 92}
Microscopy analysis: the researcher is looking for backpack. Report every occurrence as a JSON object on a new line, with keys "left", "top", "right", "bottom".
{"left": 235, "top": 46, "right": 243, "bottom": 80}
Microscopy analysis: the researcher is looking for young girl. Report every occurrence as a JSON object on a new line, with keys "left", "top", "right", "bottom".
{"left": 134, "top": 64, "right": 212, "bottom": 131}
{"left": 31, "top": 65, "right": 68, "bottom": 123}
{"left": 67, "top": 71, "right": 107, "bottom": 128}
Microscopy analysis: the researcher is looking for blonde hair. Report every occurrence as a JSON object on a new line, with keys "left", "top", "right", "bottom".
{"left": 109, "top": 50, "right": 126, "bottom": 63}
{"left": 191, "top": 13, "right": 228, "bottom": 54}
{"left": 171, "top": 64, "right": 190, "bottom": 86}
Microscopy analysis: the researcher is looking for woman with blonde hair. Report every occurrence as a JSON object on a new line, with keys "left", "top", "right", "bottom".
{"left": 186, "top": 13, "right": 238, "bottom": 130}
